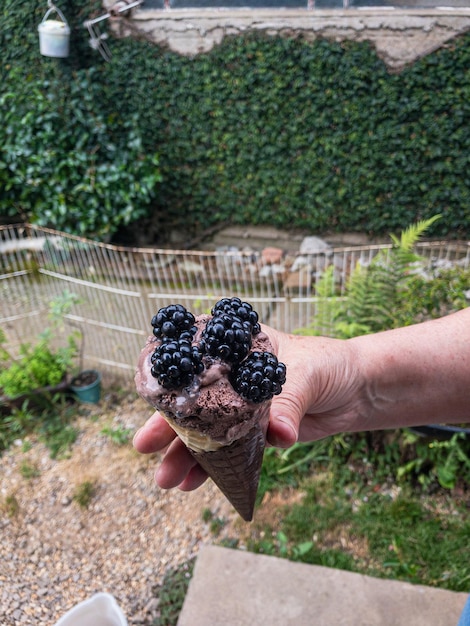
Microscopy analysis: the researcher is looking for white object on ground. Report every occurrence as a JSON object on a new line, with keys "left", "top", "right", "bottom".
{"left": 53, "top": 593, "right": 127, "bottom": 626}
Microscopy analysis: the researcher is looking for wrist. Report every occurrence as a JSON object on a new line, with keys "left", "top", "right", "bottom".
{"left": 348, "top": 311, "right": 470, "bottom": 429}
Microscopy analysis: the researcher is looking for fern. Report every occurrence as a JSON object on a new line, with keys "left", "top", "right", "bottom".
{"left": 337, "top": 215, "right": 442, "bottom": 336}
{"left": 390, "top": 215, "right": 441, "bottom": 253}
{"left": 297, "top": 215, "right": 443, "bottom": 338}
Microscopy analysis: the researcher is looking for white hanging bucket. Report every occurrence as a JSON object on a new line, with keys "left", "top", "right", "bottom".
{"left": 53, "top": 593, "right": 128, "bottom": 626}
{"left": 38, "top": 6, "right": 70, "bottom": 58}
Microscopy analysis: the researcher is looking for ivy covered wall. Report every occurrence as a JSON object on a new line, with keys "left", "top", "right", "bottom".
{"left": 1, "top": 1, "right": 469, "bottom": 242}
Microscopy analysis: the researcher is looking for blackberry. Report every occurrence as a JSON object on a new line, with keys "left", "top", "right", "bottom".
{"left": 200, "top": 312, "right": 252, "bottom": 364}
{"left": 151, "top": 304, "right": 196, "bottom": 342}
{"left": 212, "top": 297, "right": 261, "bottom": 335}
{"left": 231, "top": 351, "right": 286, "bottom": 403}
{"left": 150, "top": 339, "right": 204, "bottom": 390}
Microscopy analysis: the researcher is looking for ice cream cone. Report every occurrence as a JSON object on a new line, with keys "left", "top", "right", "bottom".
{"left": 161, "top": 404, "right": 270, "bottom": 521}
{"left": 135, "top": 301, "right": 286, "bottom": 522}
{"left": 191, "top": 422, "right": 266, "bottom": 522}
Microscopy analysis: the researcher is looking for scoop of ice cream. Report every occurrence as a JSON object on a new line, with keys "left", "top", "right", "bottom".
{"left": 135, "top": 314, "right": 275, "bottom": 445}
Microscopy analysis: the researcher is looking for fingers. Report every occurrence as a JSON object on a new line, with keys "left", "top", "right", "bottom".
{"left": 178, "top": 463, "right": 209, "bottom": 491}
{"left": 267, "top": 413, "right": 298, "bottom": 448}
{"left": 134, "top": 412, "right": 209, "bottom": 491}
{"left": 268, "top": 368, "right": 312, "bottom": 447}
{"left": 155, "top": 437, "right": 208, "bottom": 490}
{"left": 133, "top": 411, "right": 176, "bottom": 453}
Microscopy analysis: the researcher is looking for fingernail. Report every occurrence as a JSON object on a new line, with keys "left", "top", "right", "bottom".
{"left": 132, "top": 427, "right": 143, "bottom": 447}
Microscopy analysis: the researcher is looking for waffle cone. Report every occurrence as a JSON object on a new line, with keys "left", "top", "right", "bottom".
{"left": 190, "top": 419, "right": 267, "bottom": 521}
{"left": 160, "top": 404, "right": 270, "bottom": 521}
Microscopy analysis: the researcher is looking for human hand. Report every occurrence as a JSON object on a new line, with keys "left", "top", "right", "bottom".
{"left": 133, "top": 324, "right": 366, "bottom": 491}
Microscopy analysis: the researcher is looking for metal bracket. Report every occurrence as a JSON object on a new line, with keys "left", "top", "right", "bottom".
{"left": 84, "top": 0, "right": 143, "bottom": 62}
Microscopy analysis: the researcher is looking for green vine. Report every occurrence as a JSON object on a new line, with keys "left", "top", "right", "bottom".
{"left": 1, "top": 2, "right": 469, "bottom": 241}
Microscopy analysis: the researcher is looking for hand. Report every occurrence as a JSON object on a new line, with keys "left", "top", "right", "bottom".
{"left": 265, "top": 327, "right": 366, "bottom": 446}
{"left": 133, "top": 410, "right": 209, "bottom": 490}
{"left": 133, "top": 325, "right": 366, "bottom": 491}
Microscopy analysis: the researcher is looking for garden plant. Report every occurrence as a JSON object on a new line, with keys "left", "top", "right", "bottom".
{"left": 0, "top": 291, "right": 83, "bottom": 455}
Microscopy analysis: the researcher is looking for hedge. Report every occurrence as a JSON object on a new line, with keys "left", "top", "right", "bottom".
{"left": 1, "top": 1, "right": 469, "bottom": 241}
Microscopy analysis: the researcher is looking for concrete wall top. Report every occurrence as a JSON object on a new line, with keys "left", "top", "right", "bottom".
{"left": 106, "top": 4, "right": 470, "bottom": 69}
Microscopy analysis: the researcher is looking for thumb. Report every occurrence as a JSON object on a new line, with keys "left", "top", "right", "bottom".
{"left": 268, "top": 389, "right": 306, "bottom": 448}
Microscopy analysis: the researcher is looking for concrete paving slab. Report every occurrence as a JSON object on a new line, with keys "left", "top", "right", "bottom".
{"left": 177, "top": 545, "right": 468, "bottom": 626}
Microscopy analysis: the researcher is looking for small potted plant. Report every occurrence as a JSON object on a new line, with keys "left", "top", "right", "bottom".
{"left": 69, "top": 368, "right": 101, "bottom": 404}
{"left": 0, "top": 291, "right": 97, "bottom": 410}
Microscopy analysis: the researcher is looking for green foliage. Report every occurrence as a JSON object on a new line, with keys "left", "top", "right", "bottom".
{"left": 0, "top": 340, "right": 70, "bottom": 397}
{"left": 0, "top": 0, "right": 102, "bottom": 74}
{"left": 0, "top": 292, "right": 82, "bottom": 455}
{"left": 19, "top": 460, "right": 40, "bottom": 479}
{"left": 1, "top": 494, "right": 20, "bottom": 518}
{"left": 154, "top": 559, "right": 196, "bottom": 626}
{"left": 251, "top": 460, "right": 470, "bottom": 591}
{"left": 105, "top": 33, "right": 470, "bottom": 240}
{"left": 73, "top": 480, "right": 96, "bottom": 508}
{"left": 393, "top": 265, "right": 470, "bottom": 325}
{"left": 287, "top": 483, "right": 470, "bottom": 590}
{"left": 261, "top": 426, "right": 470, "bottom": 504}
{"left": 0, "top": 67, "right": 161, "bottom": 239}
{"left": 297, "top": 216, "right": 469, "bottom": 338}
{"left": 101, "top": 424, "right": 133, "bottom": 446}
{"left": 38, "top": 403, "right": 79, "bottom": 459}
{"left": 0, "top": 394, "right": 79, "bottom": 457}
{"left": 1, "top": 1, "right": 470, "bottom": 240}
{"left": 397, "top": 431, "right": 470, "bottom": 490}
{"left": 258, "top": 435, "right": 349, "bottom": 500}
{"left": 249, "top": 530, "right": 316, "bottom": 565}
{"left": 335, "top": 215, "right": 442, "bottom": 336}
{"left": 0, "top": 291, "right": 80, "bottom": 398}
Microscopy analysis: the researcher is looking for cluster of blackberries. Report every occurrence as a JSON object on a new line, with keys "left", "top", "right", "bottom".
{"left": 212, "top": 297, "right": 261, "bottom": 336}
{"left": 230, "top": 351, "right": 287, "bottom": 404}
{"left": 149, "top": 298, "right": 286, "bottom": 402}
{"left": 150, "top": 339, "right": 204, "bottom": 390}
{"left": 151, "top": 304, "right": 196, "bottom": 342}
{"left": 200, "top": 297, "right": 261, "bottom": 364}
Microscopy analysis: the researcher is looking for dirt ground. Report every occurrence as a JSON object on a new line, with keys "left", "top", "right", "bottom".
{"left": 0, "top": 390, "right": 255, "bottom": 625}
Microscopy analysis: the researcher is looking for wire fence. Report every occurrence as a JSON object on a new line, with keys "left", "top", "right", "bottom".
{"left": 1, "top": 223, "right": 468, "bottom": 382}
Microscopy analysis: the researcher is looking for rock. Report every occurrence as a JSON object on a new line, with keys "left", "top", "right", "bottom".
{"left": 177, "top": 260, "right": 205, "bottom": 274}
{"left": 299, "top": 236, "right": 332, "bottom": 255}
{"left": 290, "top": 256, "right": 311, "bottom": 272}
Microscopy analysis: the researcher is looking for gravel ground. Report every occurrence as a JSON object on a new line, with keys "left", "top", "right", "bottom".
{"left": 0, "top": 392, "right": 240, "bottom": 626}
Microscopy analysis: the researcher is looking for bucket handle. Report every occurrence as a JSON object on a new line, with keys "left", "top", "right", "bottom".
{"left": 41, "top": 3, "right": 69, "bottom": 26}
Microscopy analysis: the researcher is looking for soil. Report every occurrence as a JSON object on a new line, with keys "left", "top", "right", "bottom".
{"left": 70, "top": 370, "right": 99, "bottom": 388}
{"left": 0, "top": 389, "right": 260, "bottom": 626}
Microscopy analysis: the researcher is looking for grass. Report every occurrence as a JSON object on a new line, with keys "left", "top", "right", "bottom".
{"left": 246, "top": 432, "right": 470, "bottom": 593}
{"left": 19, "top": 460, "right": 40, "bottom": 479}
{"left": 154, "top": 429, "right": 470, "bottom": 624}
{"left": 101, "top": 424, "right": 134, "bottom": 446}
{"left": 153, "top": 558, "right": 196, "bottom": 626}
{"left": 276, "top": 474, "right": 470, "bottom": 590}
{"left": 1, "top": 493, "right": 20, "bottom": 518}
{"left": 72, "top": 480, "right": 97, "bottom": 509}
{"left": 1, "top": 394, "right": 79, "bottom": 459}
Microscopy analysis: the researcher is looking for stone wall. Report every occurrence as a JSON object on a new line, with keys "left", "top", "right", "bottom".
{"left": 105, "top": 4, "right": 470, "bottom": 70}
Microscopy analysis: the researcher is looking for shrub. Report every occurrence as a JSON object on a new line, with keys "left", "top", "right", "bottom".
{"left": 0, "top": 67, "right": 161, "bottom": 239}
{"left": 0, "top": 291, "right": 80, "bottom": 397}
{"left": 297, "top": 216, "right": 470, "bottom": 338}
